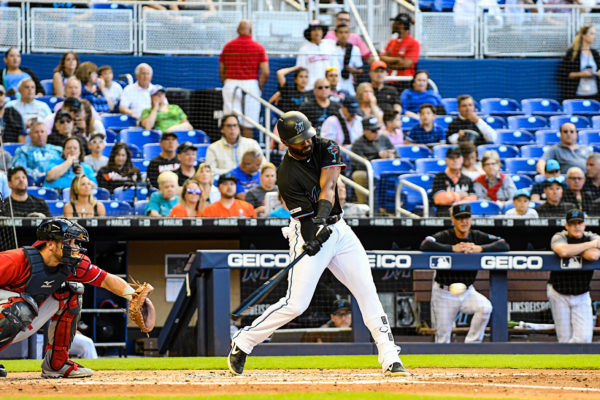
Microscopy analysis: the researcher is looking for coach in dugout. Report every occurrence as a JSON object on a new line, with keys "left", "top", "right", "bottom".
{"left": 420, "top": 203, "right": 509, "bottom": 343}
{"left": 548, "top": 209, "right": 599, "bottom": 343}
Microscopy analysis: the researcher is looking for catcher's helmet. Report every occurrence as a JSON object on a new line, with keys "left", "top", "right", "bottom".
{"left": 277, "top": 111, "right": 316, "bottom": 145}
{"left": 36, "top": 218, "right": 89, "bottom": 267}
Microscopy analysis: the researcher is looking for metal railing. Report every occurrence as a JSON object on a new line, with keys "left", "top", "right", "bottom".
{"left": 395, "top": 179, "right": 428, "bottom": 218}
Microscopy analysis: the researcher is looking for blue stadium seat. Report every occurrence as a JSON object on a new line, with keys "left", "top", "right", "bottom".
{"left": 371, "top": 159, "right": 413, "bottom": 177}
{"left": 483, "top": 116, "right": 506, "bottom": 130}
{"left": 132, "top": 159, "right": 150, "bottom": 174}
{"left": 46, "top": 200, "right": 65, "bottom": 217}
{"left": 494, "top": 130, "right": 534, "bottom": 146}
{"left": 91, "top": 2, "right": 132, "bottom": 8}
{"left": 535, "top": 129, "right": 560, "bottom": 145}
{"left": 371, "top": 159, "right": 413, "bottom": 212}
{"left": 578, "top": 129, "right": 600, "bottom": 145}
{"left": 100, "top": 114, "right": 138, "bottom": 132}
{"left": 27, "top": 187, "right": 59, "bottom": 200}
{"left": 37, "top": 96, "right": 63, "bottom": 109}
{"left": 480, "top": 98, "right": 523, "bottom": 116}
{"left": 120, "top": 128, "right": 161, "bottom": 149}
{"left": 521, "top": 98, "right": 563, "bottom": 116}
{"left": 143, "top": 143, "right": 161, "bottom": 161}
{"left": 397, "top": 173, "right": 434, "bottom": 212}
{"left": 105, "top": 129, "right": 118, "bottom": 144}
{"left": 173, "top": 130, "right": 210, "bottom": 144}
{"left": 593, "top": 115, "right": 600, "bottom": 129}
{"left": 464, "top": 200, "right": 502, "bottom": 216}
{"left": 562, "top": 99, "right": 600, "bottom": 116}
{"left": 508, "top": 174, "right": 533, "bottom": 190}
{"left": 196, "top": 143, "right": 209, "bottom": 161}
{"left": 433, "top": 0, "right": 456, "bottom": 11}
{"left": 432, "top": 144, "right": 454, "bottom": 159}
{"left": 134, "top": 200, "right": 149, "bottom": 216}
{"left": 503, "top": 158, "right": 538, "bottom": 175}
{"left": 62, "top": 187, "right": 111, "bottom": 202}
{"left": 102, "top": 143, "right": 115, "bottom": 157}
{"left": 434, "top": 115, "right": 454, "bottom": 131}
{"left": 395, "top": 145, "right": 432, "bottom": 161}
{"left": 441, "top": 98, "right": 458, "bottom": 114}
{"left": 507, "top": 116, "right": 548, "bottom": 132}
{"left": 549, "top": 115, "right": 590, "bottom": 131}
{"left": 40, "top": 79, "right": 53, "bottom": 96}
{"left": 3, "top": 143, "right": 23, "bottom": 155}
{"left": 476, "top": 144, "right": 519, "bottom": 159}
{"left": 401, "top": 116, "right": 420, "bottom": 132}
{"left": 520, "top": 144, "right": 546, "bottom": 158}
{"left": 101, "top": 200, "right": 133, "bottom": 216}
{"left": 415, "top": 158, "right": 446, "bottom": 174}
{"left": 417, "top": 0, "right": 434, "bottom": 10}
{"left": 113, "top": 186, "right": 157, "bottom": 203}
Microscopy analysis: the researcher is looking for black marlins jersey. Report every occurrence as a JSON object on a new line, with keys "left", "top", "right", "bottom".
{"left": 277, "top": 137, "right": 346, "bottom": 220}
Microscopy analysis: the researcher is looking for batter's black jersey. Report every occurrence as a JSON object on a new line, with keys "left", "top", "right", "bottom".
{"left": 277, "top": 136, "right": 346, "bottom": 220}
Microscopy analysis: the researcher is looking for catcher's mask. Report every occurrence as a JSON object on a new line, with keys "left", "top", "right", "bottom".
{"left": 35, "top": 218, "right": 89, "bottom": 269}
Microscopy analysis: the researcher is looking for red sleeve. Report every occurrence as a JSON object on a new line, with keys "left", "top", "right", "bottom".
{"left": 68, "top": 255, "right": 107, "bottom": 287}
{"left": 384, "top": 38, "right": 394, "bottom": 54}
{"left": 405, "top": 38, "right": 420, "bottom": 63}
{"left": 0, "top": 250, "right": 30, "bottom": 291}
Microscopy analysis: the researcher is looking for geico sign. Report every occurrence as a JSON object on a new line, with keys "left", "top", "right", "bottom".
{"left": 367, "top": 254, "right": 412, "bottom": 269}
{"left": 480, "top": 256, "right": 543, "bottom": 270}
{"left": 228, "top": 253, "right": 290, "bottom": 268}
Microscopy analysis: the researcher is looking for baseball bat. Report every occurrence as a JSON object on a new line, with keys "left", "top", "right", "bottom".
{"left": 230, "top": 251, "right": 307, "bottom": 321}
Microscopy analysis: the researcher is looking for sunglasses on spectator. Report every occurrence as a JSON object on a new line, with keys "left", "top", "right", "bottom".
{"left": 187, "top": 188, "right": 202, "bottom": 195}
{"left": 58, "top": 118, "right": 73, "bottom": 124}
{"left": 316, "top": 85, "right": 330, "bottom": 90}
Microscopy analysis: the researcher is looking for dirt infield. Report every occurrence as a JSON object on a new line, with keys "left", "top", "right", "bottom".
{"left": 1, "top": 368, "right": 600, "bottom": 399}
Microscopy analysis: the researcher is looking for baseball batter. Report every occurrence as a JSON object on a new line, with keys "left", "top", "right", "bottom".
{"left": 0, "top": 218, "right": 140, "bottom": 378}
{"left": 229, "top": 111, "right": 408, "bottom": 377}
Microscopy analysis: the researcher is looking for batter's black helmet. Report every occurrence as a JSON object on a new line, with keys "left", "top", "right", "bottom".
{"left": 277, "top": 111, "right": 316, "bottom": 145}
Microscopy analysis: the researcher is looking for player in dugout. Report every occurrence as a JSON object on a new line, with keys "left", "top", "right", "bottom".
{"left": 0, "top": 218, "right": 144, "bottom": 378}
{"left": 420, "top": 203, "right": 510, "bottom": 343}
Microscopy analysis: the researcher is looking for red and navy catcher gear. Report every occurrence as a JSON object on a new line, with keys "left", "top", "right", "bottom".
{"left": 35, "top": 218, "right": 88, "bottom": 269}
{"left": 277, "top": 111, "right": 316, "bottom": 145}
{"left": 0, "top": 293, "right": 38, "bottom": 351}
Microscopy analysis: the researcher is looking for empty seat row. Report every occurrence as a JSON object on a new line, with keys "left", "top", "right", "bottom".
{"left": 28, "top": 186, "right": 157, "bottom": 202}
{"left": 441, "top": 98, "right": 600, "bottom": 117}
{"left": 45, "top": 200, "right": 149, "bottom": 217}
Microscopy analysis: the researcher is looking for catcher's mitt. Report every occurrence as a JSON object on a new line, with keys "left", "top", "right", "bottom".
{"left": 128, "top": 281, "right": 156, "bottom": 335}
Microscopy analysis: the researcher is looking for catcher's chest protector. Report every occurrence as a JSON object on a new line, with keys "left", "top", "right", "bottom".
{"left": 22, "top": 246, "right": 71, "bottom": 305}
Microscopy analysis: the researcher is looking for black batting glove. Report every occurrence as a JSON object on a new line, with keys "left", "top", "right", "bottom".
{"left": 303, "top": 239, "right": 322, "bottom": 256}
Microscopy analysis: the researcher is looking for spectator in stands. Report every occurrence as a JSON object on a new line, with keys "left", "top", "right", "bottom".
{"left": 12, "top": 122, "right": 61, "bottom": 181}
{"left": 169, "top": 179, "right": 205, "bottom": 218}
{"left": 535, "top": 178, "right": 576, "bottom": 217}
{"left": 268, "top": 192, "right": 291, "bottom": 218}
{"left": 0, "top": 166, "right": 51, "bottom": 217}
{"left": 473, "top": 150, "right": 517, "bottom": 208}
{"left": 560, "top": 25, "right": 600, "bottom": 101}
{"left": 173, "top": 141, "right": 197, "bottom": 186}
{"left": 324, "top": 11, "right": 372, "bottom": 61}
{"left": 321, "top": 95, "right": 363, "bottom": 145}
{"left": 446, "top": 95, "right": 497, "bottom": 146}
{"left": 98, "top": 65, "right": 122, "bottom": 112}
{"left": 531, "top": 159, "right": 565, "bottom": 203}
{"left": 380, "top": 14, "right": 420, "bottom": 83}
{"left": 60, "top": 77, "right": 83, "bottom": 108}
{"left": 432, "top": 147, "right": 477, "bottom": 217}
{"left": 321, "top": 298, "right": 352, "bottom": 328}
{"left": 269, "top": 66, "right": 309, "bottom": 113}
{"left": 140, "top": 85, "right": 193, "bottom": 133}
{"left": 0, "top": 171, "right": 9, "bottom": 199}
{"left": 459, "top": 142, "right": 483, "bottom": 181}
{"left": 563, "top": 167, "right": 595, "bottom": 214}
{"left": 202, "top": 172, "right": 257, "bottom": 218}
{"left": 84, "top": 133, "right": 108, "bottom": 173}
{"left": 297, "top": 20, "right": 336, "bottom": 91}
{"left": 76, "top": 99, "right": 105, "bottom": 140}
{"left": 219, "top": 19, "right": 269, "bottom": 138}
{"left": 145, "top": 170, "right": 179, "bottom": 216}
{"left": 538, "top": 123, "right": 590, "bottom": 175}
{"left": 146, "top": 132, "right": 180, "bottom": 188}
{"left": 76, "top": 62, "right": 113, "bottom": 113}
{"left": 47, "top": 110, "right": 75, "bottom": 147}
{"left": 229, "top": 149, "right": 262, "bottom": 200}
{"left": 44, "top": 136, "right": 96, "bottom": 190}
{"left": 245, "top": 162, "right": 277, "bottom": 216}
{"left": 381, "top": 109, "right": 404, "bottom": 146}
{"left": 205, "top": 114, "right": 263, "bottom": 176}
{"left": 1, "top": 48, "right": 44, "bottom": 96}
{"left": 0, "top": 83, "right": 26, "bottom": 143}
{"left": 400, "top": 71, "right": 445, "bottom": 118}
{"left": 583, "top": 153, "right": 600, "bottom": 199}
{"left": 325, "top": 67, "right": 346, "bottom": 103}
{"left": 351, "top": 116, "right": 398, "bottom": 204}
{"left": 0, "top": 148, "right": 11, "bottom": 173}
{"left": 119, "top": 63, "right": 156, "bottom": 119}
{"left": 63, "top": 174, "right": 106, "bottom": 218}
{"left": 406, "top": 103, "right": 445, "bottom": 146}
{"left": 548, "top": 209, "right": 599, "bottom": 343}
{"left": 96, "top": 142, "right": 141, "bottom": 194}
{"left": 299, "top": 78, "right": 342, "bottom": 134}
{"left": 505, "top": 189, "right": 539, "bottom": 218}
{"left": 52, "top": 52, "right": 79, "bottom": 98}
{"left": 337, "top": 178, "right": 369, "bottom": 217}
{"left": 332, "top": 24, "right": 363, "bottom": 97}
{"left": 369, "top": 61, "right": 401, "bottom": 113}
{"left": 6, "top": 78, "right": 51, "bottom": 129}
{"left": 420, "top": 203, "right": 508, "bottom": 343}
{"left": 356, "top": 82, "right": 383, "bottom": 124}
{"left": 193, "top": 162, "right": 221, "bottom": 206}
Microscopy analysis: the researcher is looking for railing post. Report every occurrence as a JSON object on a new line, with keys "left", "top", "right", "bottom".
{"left": 265, "top": 108, "right": 271, "bottom": 163}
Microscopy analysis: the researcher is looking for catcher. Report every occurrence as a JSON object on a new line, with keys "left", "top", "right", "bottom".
{"left": 0, "top": 218, "right": 155, "bottom": 378}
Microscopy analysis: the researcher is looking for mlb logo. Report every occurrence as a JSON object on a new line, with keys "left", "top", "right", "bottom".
{"left": 560, "top": 256, "right": 583, "bottom": 270}
{"left": 430, "top": 256, "right": 452, "bottom": 269}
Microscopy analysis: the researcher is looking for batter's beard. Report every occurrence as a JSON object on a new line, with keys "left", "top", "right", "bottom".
{"left": 288, "top": 143, "right": 312, "bottom": 159}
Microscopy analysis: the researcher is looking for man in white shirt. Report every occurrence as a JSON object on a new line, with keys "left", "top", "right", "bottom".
{"left": 332, "top": 24, "right": 363, "bottom": 96}
{"left": 296, "top": 20, "right": 337, "bottom": 91}
{"left": 321, "top": 95, "right": 363, "bottom": 145}
{"left": 119, "top": 63, "right": 161, "bottom": 119}
{"left": 6, "top": 78, "right": 51, "bottom": 129}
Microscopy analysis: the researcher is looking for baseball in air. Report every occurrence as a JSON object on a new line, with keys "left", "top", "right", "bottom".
{"left": 449, "top": 283, "right": 467, "bottom": 296}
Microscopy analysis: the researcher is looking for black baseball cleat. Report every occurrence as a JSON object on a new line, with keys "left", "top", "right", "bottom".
{"left": 227, "top": 342, "right": 247, "bottom": 375}
{"left": 0, "top": 364, "right": 7, "bottom": 378}
{"left": 384, "top": 361, "right": 410, "bottom": 377}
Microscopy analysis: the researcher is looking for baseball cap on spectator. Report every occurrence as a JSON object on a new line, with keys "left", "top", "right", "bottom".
{"left": 63, "top": 97, "right": 82, "bottom": 111}
{"left": 370, "top": 60, "right": 388, "bottom": 71}
{"left": 217, "top": 172, "right": 238, "bottom": 185}
{"left": 150, "top": 85, "right": 166, "bottom": 96}
{"left": 177, "top": 141, "right": 197, "bottom": 154}
{"left": 89, "top": 133, "right": 105, "bottom": 142}
{"left": 446, "top": 147, "right": 462, "bottom": 158}
{"left": 342, "top": 96, "right": 360, "bottom": 115}
{"left": 362, "top": 116, "right": 381, "bottom": 131}
{"left": 543, "top": 177, "right": 563, "bottom": 187}
{"left": 513, "top": 189, "right": 531, "bottom": 200}
{"left": 160, "top": 132, "right": 177, "bottom": 141}
{"left": 55, "top": 110, "right": 73, "bottom": 121}
{"left": 332, "top": 299, "right": 351, "bottom": 315}
{"left": 566, "top": 208, "right": 585, "bottom": 223}
{"left": 545, "top": 159, "right": 560, "bottom": 172}
{"left": 391, "top": 13, "right": 412, "bottom": 25}
{"left": 451, "top": 203, "right": 471, "bottom": 218}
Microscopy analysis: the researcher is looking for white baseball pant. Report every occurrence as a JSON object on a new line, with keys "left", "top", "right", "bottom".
{"left": 233, "top": 218, "right": 400, "bottom": 371}
{"left": 222, "top": 79, "right": 261, "bottom": 128}
{"left": 430, "top": 282, "right": 492, "bottom": 343}
{"left": 69, "top": 332, "right": 98, "bottom": 359}
{"left": 547, "top": 284, "right": 594, "bottom": 343}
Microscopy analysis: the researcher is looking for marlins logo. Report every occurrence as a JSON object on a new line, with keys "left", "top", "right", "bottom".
{"left": 430, "top": 256, "right": 452, "bottom": 269}
{"left": 327, "top": 143, "right": 339, "bottom": 162}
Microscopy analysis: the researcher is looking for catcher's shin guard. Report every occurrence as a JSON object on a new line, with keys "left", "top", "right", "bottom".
{"left": 45, "top": 283, "right": 83, "bottom": 371}
{"left": 0, "top": 293, "right": 38, "bottom": 351}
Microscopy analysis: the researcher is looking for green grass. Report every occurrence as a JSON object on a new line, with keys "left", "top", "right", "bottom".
{"left": 2, "top": 354, "right": 599, "bottom": 372}
{"left": 0, "top": 395, "right": 531, "bottom": 400}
